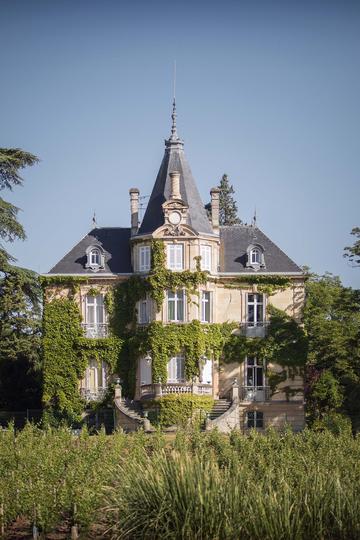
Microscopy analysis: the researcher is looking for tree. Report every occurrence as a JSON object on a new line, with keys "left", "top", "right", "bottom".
{"left": 205, "top": 174, "right": 242, "bottom": 226}
{"left": 304, "top": 273, "right": 360, "bottom": 429}
{"left": 344, "top": 227, "right": 360, "bottom": 267}
{"left": 0, "top": 266, "right": 42, "bottom": 409}
{"left": 0, "top": 148, "right": 39, "bottom": 269}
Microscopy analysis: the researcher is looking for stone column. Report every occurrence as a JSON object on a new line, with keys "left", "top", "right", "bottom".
{"left": 170, "top": 171, "right": 181, "bottom": 200}
{"left": 129, "top": 188, "right": 140, "bottom": 236}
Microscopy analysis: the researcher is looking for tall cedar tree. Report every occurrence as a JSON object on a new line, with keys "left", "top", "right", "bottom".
{"left": 0, "top": 148, "right": 39, "bottom": 269}
{"left": 205, "top": 174, "right": 242, "bottom": 226}
{"left": 0, "top": 148, "right": 41, "bottom": 409}
{"left": 344, "top": 227, "right": 360, "bottom": 267}
{"left": 304, "top": 273, "right": 360, "bottom": 430}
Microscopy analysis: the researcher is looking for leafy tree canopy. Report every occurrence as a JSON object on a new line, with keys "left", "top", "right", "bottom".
{"left": 304, "top": 273, "right": 360, "bottom": 428}
{"left": 344, "top": 227, "right": 360, "bottom": 267}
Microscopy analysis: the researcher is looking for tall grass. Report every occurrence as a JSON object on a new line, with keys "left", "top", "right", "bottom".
{"left": 1, "top": 425, "right": 360, "bottom": 538}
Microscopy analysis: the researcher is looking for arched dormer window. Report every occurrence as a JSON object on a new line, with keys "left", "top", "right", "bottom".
{"left": 85, "top": 245, "right": 105, "bottom": 272}
{"left": 246, "top": 244, "right": 265, "bottom": 270}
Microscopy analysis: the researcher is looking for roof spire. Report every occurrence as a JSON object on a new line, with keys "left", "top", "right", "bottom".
{"left": 170, "top": 97, "right": 178, "bottom": 141}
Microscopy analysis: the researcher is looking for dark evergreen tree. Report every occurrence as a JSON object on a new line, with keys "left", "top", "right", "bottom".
{"left": 344, "top": 227, "right": 360, "bottom": 267}
{"left": 205, "top": 174, "right": 242, "bottom": 226}
{"left": 0, "top": 148, "right": 39, "bottom": 268}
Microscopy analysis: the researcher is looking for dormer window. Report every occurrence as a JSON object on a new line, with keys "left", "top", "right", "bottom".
{"left": 246, "top": 244, "right": 265, "bottom": 270}
{"left": 85, "top": 245, "right": 105, "bottom": 272}
{"left": 250, "top": 248, "right": 261, "bottom": 265}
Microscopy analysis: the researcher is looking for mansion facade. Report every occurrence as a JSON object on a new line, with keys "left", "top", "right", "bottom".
{"left": 45, "top": 101, "right": 305, "bottom": 432}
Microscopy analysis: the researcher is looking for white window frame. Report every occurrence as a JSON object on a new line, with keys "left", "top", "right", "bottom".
{"left": 246, "top": 293, "right": 265, "bottom": 326}
{"left": 200, "top": 245, "right": 212, "bottom": 272}
{"left": 250, "top": 248, "right": 261, "bottom": 265}
{"left": 85, "top": 294, "right": 106, "bottom": 325}
{"left": 90, "top": 248, "right": 101, "bottom": 266}
{"left": 167, "top": 355, "right": 185, "bottom": 383}
{"left": 167, "top": 289, "right": 185, "bottom": 322}
{"left": 139, "top": 245, "right": 151, "bottom": 272}
{"left": 246, "top": 410, "right": 264, "bottom": 429}
{"left": 167, "top": 244, "right": 184, "bottom": 271}
{"left": 200, "top": 291, "right": 212, "bottom": 323}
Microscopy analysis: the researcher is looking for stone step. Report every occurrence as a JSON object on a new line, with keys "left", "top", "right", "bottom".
{"left": 209, "top": 400, "right": 231, "bottom": 420}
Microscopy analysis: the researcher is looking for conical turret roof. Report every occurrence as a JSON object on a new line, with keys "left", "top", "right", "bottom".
{"left": 138, "top": 101, "right": 213, "bottom": 236}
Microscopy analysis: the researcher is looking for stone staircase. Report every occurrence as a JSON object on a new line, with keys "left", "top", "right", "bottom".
{"left": 114, "top": 397, "right": 146, "bottom": 432}
{"left": 209, "top": 399, "right": 231, "bottom": 420}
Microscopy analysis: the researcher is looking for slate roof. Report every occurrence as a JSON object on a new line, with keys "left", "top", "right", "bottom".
{"left": 138, "top": 115, "right": 213, "bottom": 236}
{"left": 220, "top": 226, "right": 303, "bottom": 274}
{"left": 48, "top": 228, "right": 132, "bottom": 275}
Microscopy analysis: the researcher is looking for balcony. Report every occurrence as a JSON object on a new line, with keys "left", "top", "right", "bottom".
{"left": 140, "top": 382, "right": 213, "bottom": 399}
{"left": 82, "top": 323, "right": 109, "bottom": 338}
{"left": 80, "top": 386, "right": 108, "bottom": 402}
{"left": 240, "top": 386, "right": 270, "bottom": 402}
{"left": 240, "top": 322, "right": 269, "bottom": 338}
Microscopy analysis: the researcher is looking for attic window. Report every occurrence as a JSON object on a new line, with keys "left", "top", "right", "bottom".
{"left": 246, "top": 244, "right": 265, "bottom": 270}
{"left": 85, "top": 245, "right": 105, "bottom": 272}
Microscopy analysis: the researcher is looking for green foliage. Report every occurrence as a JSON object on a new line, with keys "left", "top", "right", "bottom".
{"left": 0, "top": 148, "right": 39, "bottom": 268}
{"left": 344, "top": 226, "right": 360, "bottom": 266}
{"left": 0, "top": 267, "right": 42, "bottom": 409}
{"left": 40, "top": 275, "right": 89, "bottom": 293}
{"left": 206, "top": 173, "right": 241, "bottom": 226}
{"left": 224, "top": 275, "right": 292, "bottom": 295}
{"left": 42, "top": 298, "right": 85, "bottom": 424}
{"left": 146, "top": 394, "right": 214, "bottom": 427}
{"left": 304, "top": 273, "right": 360, "bottom": 426}
{"left": 312, "top": 412, "right": 352, "bottom": 436}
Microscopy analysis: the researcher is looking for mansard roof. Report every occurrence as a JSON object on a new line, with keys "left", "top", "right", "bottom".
{"left": 138, "top": 101, "right": 213, "bottom": 236}
{"left": 220, "top": 225, "right": 302, "bottom": 274}
{"left": 48, "top": 228, "right": 132, "bottom": 275}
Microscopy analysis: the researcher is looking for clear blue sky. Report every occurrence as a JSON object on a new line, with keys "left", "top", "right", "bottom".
{"left": 1, "top": 0, "right": 359, "bottom": 287}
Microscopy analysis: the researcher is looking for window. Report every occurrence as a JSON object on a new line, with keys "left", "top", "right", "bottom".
{"left": 139, "top": 246, "right": 151, "bottom": 272}
{"left": 250, "top": 248, "right": 261, "bottom": 265}
{"left": 245, "top": 357, "right": 265, "bottom": 388}
{"left": 90, "top": 249, "right": 101, "bottom": 266}
{"left": 167, "top": 290, "right": 185, "bottom": 322}
{"left": 200, "top": 245, "right": 211, "bottom": 271}
{"left": 80, "top": 358, "right": 108, "bottom": 401}
{"left": 86, "top": 295, "right": 105, "bottom": 325}
{"left": 138, "top": 298, "right": 149, "bottom": 324}
{"left": 247, "top": 294, "right": 264, "bottom": 326}
{"left": 201, "top": 291, "right": 211, "bottom": 323}
{"left": 85, "top": 245, "right": 105, "bottom": 271}
{"left": 167, "top": 244, "right": 184, "bottom": 270}
{"left": 246, "top": 411, "right": 264, "bottom": 429}
{"left": 167, "top": 355, "right": 185, "bottom": 383}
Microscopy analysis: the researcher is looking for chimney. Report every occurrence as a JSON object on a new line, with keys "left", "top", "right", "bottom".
{"left": 210, "top": 187, "right": 220, "bottom": 232}
{"left": 169, "top": 171, "right": 181, "bottom": 200}
{"left": 129, "top": 188, "right": 140, "bottom": 236}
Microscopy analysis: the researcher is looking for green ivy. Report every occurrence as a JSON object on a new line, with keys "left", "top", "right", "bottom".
{"left": 144, "top": 394, "right": 214, "bottom": 427}
{"left": 222, "top": 275, "right": 292, "bottom": 295}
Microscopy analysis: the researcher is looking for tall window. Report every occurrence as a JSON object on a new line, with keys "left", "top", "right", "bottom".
{"left": 138, "top": 298, "right": 149, "bottom": 324}
{"left": 247, "top": 294, "right": 264, "bottom": 326}
{"left": 90, "top": 248, "right": 101, "bottom": 266}
{"left": 246, "top": 411, "right": 264, "bottom": 429}
{"left": 167, "top": 244, "right": 184, "bottom": 270}
{"left": 167, "top": 355, "right": 185, "bottom": 383}
{"left": 80, "top": 358, "right": 108, "bottom": 401}
{"left": 250, "top": 248, "right": 261, "bottom": 265}
{"left": 245, "top": 357, "right": 265, "bottom": 388}
{"left": 139, "top": 246, "right": 151, "bottom": 272}
{"left": 200, "top": 245, "right": 211, "bottom": 271}
{"left": 201, "top": 291, "right": 211, "bottom": 323}
{"left": 167, "top": 290, "right": 185, "bottom": 322}
{"left": 86, "top": 295, "right": 105, "bottom": 325}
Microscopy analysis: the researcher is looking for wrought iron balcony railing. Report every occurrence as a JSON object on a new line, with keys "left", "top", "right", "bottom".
{"left": 240, "top": 386, "right": 271, "bottom": 402}
{"left": 240, "top": 322, "right": 269, "bottom": 338}
{"left": 82, "top": 323, "right": 109, "bottom": 338}
{"left": 80, "top": 387, "right": 108, "bottom": 402}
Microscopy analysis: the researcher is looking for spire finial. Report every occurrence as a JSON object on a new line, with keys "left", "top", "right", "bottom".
{"left": 170, "top": 97, "right": 178, "bottom": 140}
{"left": 92, "top": 211, "right": 97, "bottom": 229}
